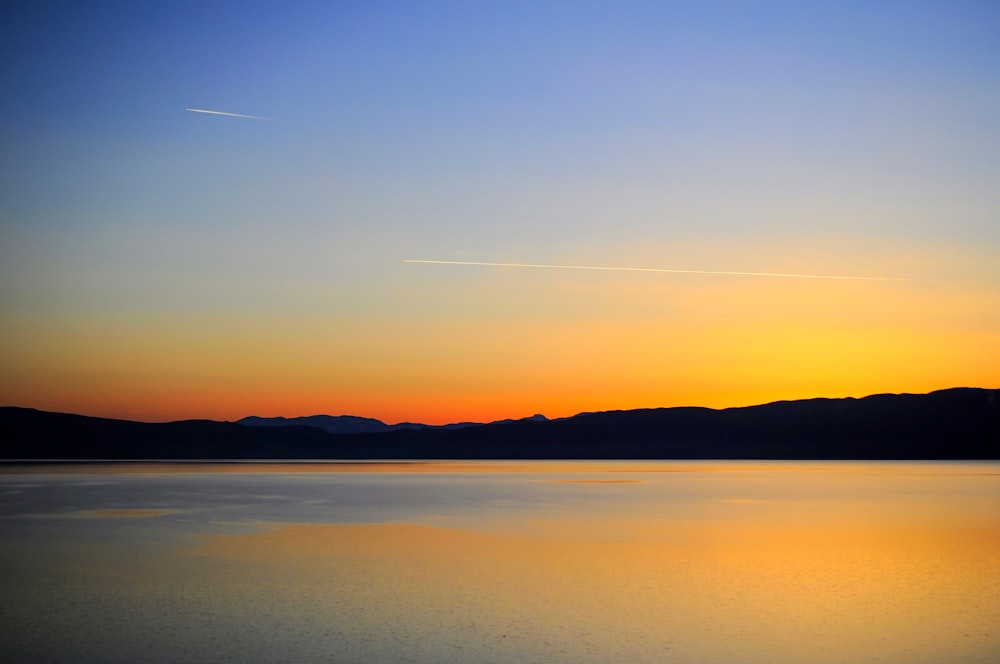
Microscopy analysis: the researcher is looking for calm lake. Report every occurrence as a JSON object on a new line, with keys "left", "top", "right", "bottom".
{"left": 1, "top": 461, "right": 998, "bottom": 663}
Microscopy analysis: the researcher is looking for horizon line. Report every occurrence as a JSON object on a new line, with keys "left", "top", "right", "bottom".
{"left": 6, "top": 386, "right": 989, "bottom": 425}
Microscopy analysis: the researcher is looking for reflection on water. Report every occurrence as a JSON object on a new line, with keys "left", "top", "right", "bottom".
{"left": 1, "top": 462, "right": 998, "bottom": 663}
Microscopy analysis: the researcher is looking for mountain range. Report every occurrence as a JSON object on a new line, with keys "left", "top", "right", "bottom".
{"left": 236, "top": 413, "right": 549, "bottom": 434}
{"left": 1, "top": 387, "right": 998, "bottom": 460}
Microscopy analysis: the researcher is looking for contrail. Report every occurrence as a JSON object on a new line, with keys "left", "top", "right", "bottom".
{"left": 185, "top": 107, "right": 289, "bottom": 122}
{"left": 403, "top": 259, "right": 917, "bottom": 282}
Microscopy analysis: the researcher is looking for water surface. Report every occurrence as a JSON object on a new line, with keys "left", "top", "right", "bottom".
{"left": 1, "top": 461, "right": 998, "bottom": 662}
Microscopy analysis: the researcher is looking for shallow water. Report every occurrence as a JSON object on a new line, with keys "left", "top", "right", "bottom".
{"left": 1, "top": 461, "right": 998, "bottom": 663}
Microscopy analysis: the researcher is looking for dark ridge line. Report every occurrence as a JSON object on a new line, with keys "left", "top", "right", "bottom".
{"left": 1, "top": 387, "right": 998, "bottom": 460}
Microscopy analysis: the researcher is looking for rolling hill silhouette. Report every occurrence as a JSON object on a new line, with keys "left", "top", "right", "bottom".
{"left": 1, "top": 388, "right": 997, "bottom": 460}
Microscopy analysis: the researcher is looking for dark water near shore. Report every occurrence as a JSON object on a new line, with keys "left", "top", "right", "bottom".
{"left": 1, "top": 461, "right": 998, "bottom": 663}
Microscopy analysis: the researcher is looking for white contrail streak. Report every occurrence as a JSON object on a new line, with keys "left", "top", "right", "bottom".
{"left": 185, "top": 107, "right": 288, "bottom": 122}
{"left": 403, "top": 259, "right": 917, "bottom": 282}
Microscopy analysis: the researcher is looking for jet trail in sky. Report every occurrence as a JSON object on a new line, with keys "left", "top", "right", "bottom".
{"left": 403, "top": 259, "right": 917, "bottom": 282}
{"left": 185, "top": 107, "right": 288, "bottom": 122}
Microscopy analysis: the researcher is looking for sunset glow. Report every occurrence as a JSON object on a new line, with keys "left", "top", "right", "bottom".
{"left": 1, "top": 3, "right": 998, "bottom": 423}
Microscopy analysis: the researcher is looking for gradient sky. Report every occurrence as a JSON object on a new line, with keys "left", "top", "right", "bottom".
{"left": 2, "top": 1, "right": 999, "bottom": 423}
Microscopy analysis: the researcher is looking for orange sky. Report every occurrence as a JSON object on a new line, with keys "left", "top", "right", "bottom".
{"left": 3, "top": 240, "right": 997, "bottom": 423}
{"left": 2, "top": 3, "right": 998, "bottom": 423}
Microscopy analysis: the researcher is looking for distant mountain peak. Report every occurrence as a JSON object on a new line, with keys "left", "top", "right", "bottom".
{"left": 236, "top": 412, "right": 553, "bottom": 435}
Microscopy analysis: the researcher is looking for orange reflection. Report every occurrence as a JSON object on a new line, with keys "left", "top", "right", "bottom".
{"left": 188, "top": 514, "right": 1000, "bottom": 663}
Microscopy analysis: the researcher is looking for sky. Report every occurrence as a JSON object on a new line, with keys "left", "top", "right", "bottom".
{"left": 2, "top": 1, "right": 999, "bottom": 424}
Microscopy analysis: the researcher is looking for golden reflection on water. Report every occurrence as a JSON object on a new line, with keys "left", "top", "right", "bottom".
{"left": 2, "top": 462, "right": 998, "bottom": 663}
{"left": 186, "top": 487, "right": 1000, "bottom": 662}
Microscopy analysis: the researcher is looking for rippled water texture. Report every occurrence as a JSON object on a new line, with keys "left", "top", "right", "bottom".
{"left": 1, "top": 461, "right": 998, "bottom": 663}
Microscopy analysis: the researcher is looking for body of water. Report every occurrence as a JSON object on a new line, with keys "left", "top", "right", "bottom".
{"left": 1, "top": 461, "right": 998, "bottom": 662}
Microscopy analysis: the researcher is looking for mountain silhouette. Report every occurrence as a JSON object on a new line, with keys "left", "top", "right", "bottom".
{"left": 234, "top": 413, "right": 536, "bottom": 434}
{"left": 1, "top": 388, "right": 997, "bottom": 460}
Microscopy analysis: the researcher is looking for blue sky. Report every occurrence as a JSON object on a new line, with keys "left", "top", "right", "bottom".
{"left": 2, "top": 1, "right": 998, "bottom": 421}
